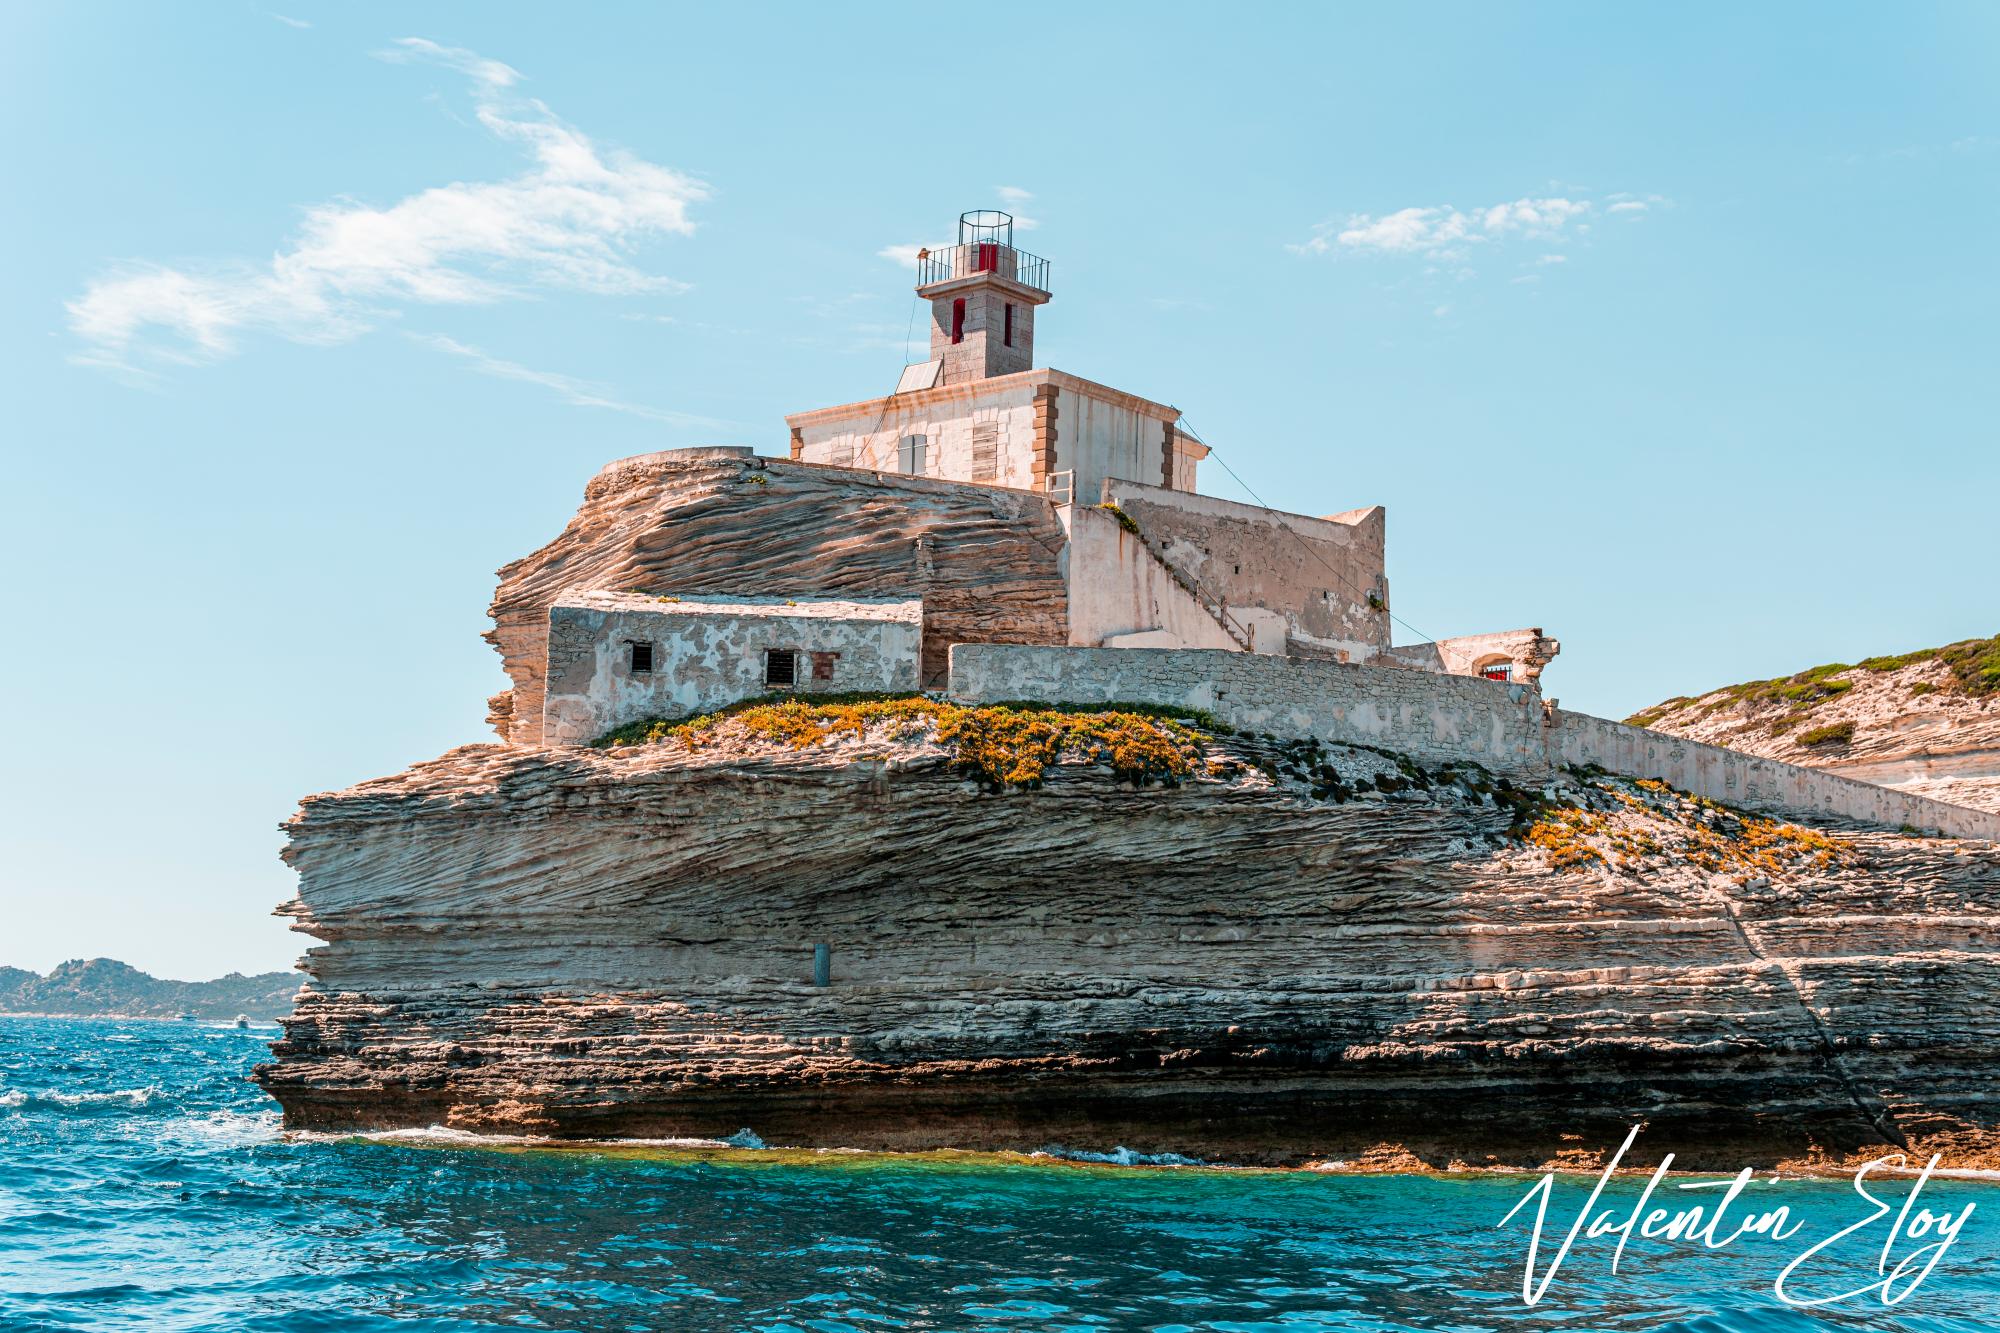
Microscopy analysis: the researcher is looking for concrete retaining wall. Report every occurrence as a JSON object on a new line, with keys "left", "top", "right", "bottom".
{"left": 947, "top": 644, "right": 2000, "bottom": 841}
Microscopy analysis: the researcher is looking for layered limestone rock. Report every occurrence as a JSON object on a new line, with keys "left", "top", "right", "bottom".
{"left": 1630, "top": 637, "right": 2000, "bottom": 814}
{"left": 487, "top": 450, "right": 1070, "bottom": 744}
{"left": 257, "top": 713, "right": 2000, "bottom": 1169}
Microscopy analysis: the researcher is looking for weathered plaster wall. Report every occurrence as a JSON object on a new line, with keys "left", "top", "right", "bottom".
{"left": 949, "top": 644, "right": 1550, "bottom": 777}
{"left": 1060, "top": 382, "right": 1178, "bottom": 507}
{"left": 784, "top": 370, "right": 1190, "bottom": 503}
{"left": 542, "top": 594, "right": 922, "bottom": 746}
{"left": 1378, "top": 628, "right": 1560, "bottom": 685}
{"left": 1099, "top": 481, "right": 1390, "bottom": 652}
{"left": 792, "top": 381, "right": 1042, "bottom": 490}
{"left": 946, "top": 644, "right": 2000, "bottom": 841}
{"left": 1061, "top": 505, "right": 1244, "bottom": 652}
{"left": 1552, "top": 711, "right": 2000, "bottom": 841}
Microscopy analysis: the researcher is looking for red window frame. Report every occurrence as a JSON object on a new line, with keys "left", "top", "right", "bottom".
{"left": 951, "top": 298, "right": 965, "bottom": 345}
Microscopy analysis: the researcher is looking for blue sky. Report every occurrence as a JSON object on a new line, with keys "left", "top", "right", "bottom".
{"left": 3, "top": 4, "right": 1996, "bottom": 977}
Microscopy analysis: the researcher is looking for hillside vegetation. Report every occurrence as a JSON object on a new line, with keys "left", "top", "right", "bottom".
{"left": 1627, "top": 633, "right": 2000, "bottom": 814}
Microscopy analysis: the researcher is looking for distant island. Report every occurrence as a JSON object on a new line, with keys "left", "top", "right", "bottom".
{"left": 0, "top": 958, "right": 297, "bottom": 1021}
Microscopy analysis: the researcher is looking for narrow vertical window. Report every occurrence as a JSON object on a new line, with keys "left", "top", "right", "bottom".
{"left": 1003, "top": 303, "right": 1015, "bottom": 347}
{"left": 898, "top": 434, "right": 927, "bottom": 475}
{"left": 951, "top": 299, "right": 965, "bottom": 345}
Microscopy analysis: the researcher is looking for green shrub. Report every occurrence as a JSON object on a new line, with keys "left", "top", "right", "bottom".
{"left": 1798, "top": 721, "right": 1856, "bottom": 747}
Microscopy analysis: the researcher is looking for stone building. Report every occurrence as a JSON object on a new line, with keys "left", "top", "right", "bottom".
{"left": 542, "top": 593, "right": 922, "bottom": 746}
{"left": 530, "top": 210, "right": 1558, "bottom": 745}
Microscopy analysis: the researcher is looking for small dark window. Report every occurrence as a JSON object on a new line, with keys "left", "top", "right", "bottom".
{"left": 812, "top": 651, "right": 838, "bottom": 682}
{"left": 765, "top": 649, "right": 797, "bottom": 687}
{"left": 1003, "top": 303, "right": 1015, "bottom": 347}
{"left": 951, "top": 298, "right": 966, "bottom": 345}
{"left": 627, "top": 641, "right": 654, "bottom": 673}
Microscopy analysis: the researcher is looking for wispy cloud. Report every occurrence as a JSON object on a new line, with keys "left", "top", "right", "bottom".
{"left": 269, "top": 12, "right": 312, "bottom": 29}
{"left": 1288, "top": 189, "right": 1664, "bottom": 278}
{"left": 995, "top": 185, "right": 1039, "bottom": 231}
{"left": 1291, "top": 195, "right": 1596, "bottom": 263}
{"left": 69, "top": 37, "right": 708, "bottom": 375}
{"left": 374, "top": 36, "right": 518, "bottom": 93}
{"left": 877, "top": 243, "right": 925, "bottom": 269}
{"left": 411, "top": 334, "right": 727, "bottom": 427}
{"left": 1606, "top": 192, "right": 1669, "bottom": 216}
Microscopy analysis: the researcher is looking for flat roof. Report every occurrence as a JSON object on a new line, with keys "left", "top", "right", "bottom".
{"left": 554, "top": 591, "right": 924, "bottom": 624}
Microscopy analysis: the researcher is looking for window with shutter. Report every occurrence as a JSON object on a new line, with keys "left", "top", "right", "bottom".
{"left": 898, "top": 434, "right": 927, "bottom": 475}
{"left": 970, "top": 422, "right": 999, "bottom": 482}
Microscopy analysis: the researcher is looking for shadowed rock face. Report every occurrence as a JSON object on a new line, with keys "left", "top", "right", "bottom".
{"left": 485, "top": 455, "right": 1070, "bottom": 744}
{"left": 257, "top": 730, "right": 2000, "bottom": 1170}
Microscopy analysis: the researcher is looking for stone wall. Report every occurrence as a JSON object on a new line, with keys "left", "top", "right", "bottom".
{"left": 1377, "top": 628, "right": 1560, "bottom": 685}
{"left": 542, "top": 594, "right": 922, "bottom": 746}
{"left": 1099, "top": 481, "right": 1389, "bottom": 654}
{"left": 947, "top": 644, "right": 2000, "bottom": 841}
{"left": 1551, "top": 710, "right": 2000, "bottom": 840}
{"left": 948, "top": 644, "right": 1550, "bottom": 777}
{"left": 1062, "top": 505, "right": 1247, "bottom": 653}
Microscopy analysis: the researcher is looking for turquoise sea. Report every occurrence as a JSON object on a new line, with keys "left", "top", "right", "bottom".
{"left": 1, "top": 1016, "right": 1995, "bottom": 1332}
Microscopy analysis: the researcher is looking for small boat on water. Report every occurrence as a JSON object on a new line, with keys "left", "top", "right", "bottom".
{"left": 234, "top": 1015, "right": 249, "bottom": 1029}
{"left": 176, "top": 1012, "right": 197, "bottom": 1021}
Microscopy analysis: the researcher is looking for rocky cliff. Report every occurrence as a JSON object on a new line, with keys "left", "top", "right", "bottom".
{"left": 1629, "top": 635, "right": 2000, "bottom": 815}
{"left": 258, "top": 699, "right": 2000, "bottom": 1170}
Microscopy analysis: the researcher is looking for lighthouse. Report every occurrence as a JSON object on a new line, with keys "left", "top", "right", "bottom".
{"left": 915, "top": 210, "right": 1053, "bottom": 386}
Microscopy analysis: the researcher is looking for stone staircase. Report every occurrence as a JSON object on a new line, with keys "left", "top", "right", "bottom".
{"left": 1112, "top": 509, "right": 1258, "bottom": 652}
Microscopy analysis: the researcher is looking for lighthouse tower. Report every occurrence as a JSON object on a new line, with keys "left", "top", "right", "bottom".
{"left": 786, "top": 208, "right": 1205, "bottom": 503}
{"left": 916, "top": 210, "right": 1052, "bottom": 386}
